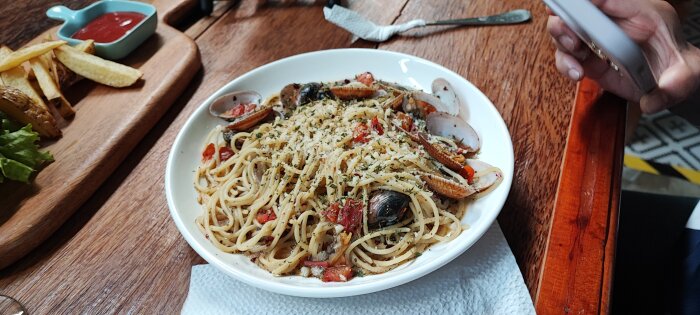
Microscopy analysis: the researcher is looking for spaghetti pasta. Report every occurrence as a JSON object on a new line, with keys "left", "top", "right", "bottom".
{"left": 195, "top": 74, "right": 500, "bottom": 282}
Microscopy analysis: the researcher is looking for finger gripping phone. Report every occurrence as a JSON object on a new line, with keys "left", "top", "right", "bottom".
{"left": 543, "top": 0, "right": 657, "bottom": 93}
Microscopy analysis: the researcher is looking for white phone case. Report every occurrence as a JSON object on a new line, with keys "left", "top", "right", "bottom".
{"left": 543, "top": 0, "right": 657, "bottom": 93}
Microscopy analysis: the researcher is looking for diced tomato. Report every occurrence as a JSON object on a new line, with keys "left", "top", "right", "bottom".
{"left": 244, "top": 103, "right": 257, "bottom": 113}
{"left": 219, "top": 146, "right": 235, "bottom": 161}
{"left": 223, "top": 105, "right": 245, "bottom": 119}
{"left": 303, "top": 260, "right": 330, "bottom": 268}
{"left": 322, "top": 266, "right": 354, "bottom": 282}
{"left": 356, "top": 72, "right": 374, "bottom": 87}
{"left": 460, "top": 164, "right": 475, "bottom": 184}
{"left": 324, "top": 200, "right": 362, "bottom": 232}
{"left": 396, "top": 112, "right": 414, "bottom": 132}
{"left": 323, "top": 202, "right": 340, "bottom": 223}
{"left": 353, "top": 122, "right": 370, "bottom": 143}
{"left": 416, "top": 100, "right": 437, "bottom": 117}
{"left": 338, "top": 198, "right": 363, "bottom": 232}
{"left": 256, "top": 209, "right": 277, "bottom": 224}
{"left": 202, "top": 143, "right": 215, "bottom": 161}
{"left": 223, "top": 103, "right": 257, "bottom": 119}
{"left": 371, "top": 117, "right": 384, "bottom": 135}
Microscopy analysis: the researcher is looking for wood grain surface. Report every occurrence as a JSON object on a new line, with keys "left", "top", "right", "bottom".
{"left": 0, "top": 0, "right": 201, "bottom": 268}
{"left": 0, "top": 0, "right": 624, "bottom": 313}
{"left": 379, "top": 0, "right": 576, "bottom": 296}
{"left": 0, "top": 0, "right": 97, "bottom": 49}
{"left": 535, "top": 79, "right": 625, "bottom": 314}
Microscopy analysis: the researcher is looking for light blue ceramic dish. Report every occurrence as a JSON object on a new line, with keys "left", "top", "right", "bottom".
{"left": 46, "top": 0, "right": 157, "bottom": 60}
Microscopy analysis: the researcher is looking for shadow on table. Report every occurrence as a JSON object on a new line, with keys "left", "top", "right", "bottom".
{"left": 0, "top": 182, "right": 38, "bottom": 226}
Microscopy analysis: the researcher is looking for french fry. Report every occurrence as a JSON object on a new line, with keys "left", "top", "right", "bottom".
{"left": 0, "top": 47, "right": 51, "bottom": 114}
{"left": 47, "top": 42, "right": 96, "bottom": 89}
{"left": 38, "top": 53, "right": 52, "bottom": 70}
{"left": 54, "top": 45, "right": 142, "bottom": 88}
{"left": 49, "top": 52, "right": 66, "bottom": 87}
{"left": 0, "top": 41, "right": 65, "bottom": 72}
{"left": 30, "top": 57, "right": 75, "bottom": 118}
{"left": 74, "top": 39, "right": 95, "bottom": 55}
{"left": 29, "top": 58, "right": 59, "bottom": 99}
{"left": 25, "top": 63, "right": 35, "bottom": 80}
{"left": 0, "top": 86, "right": 61, "bottom": 138}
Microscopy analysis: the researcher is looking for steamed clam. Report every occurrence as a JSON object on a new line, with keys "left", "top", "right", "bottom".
{"left": 431, "top": 78, "right": 460, "bottom": 116}
{"left": 209, "top": 90, "right": 262, "bottom": 121}
{"left": 426, "top": 112, "right": 480, "bottom": 153}
{"left": 417, "top": 132, "right": 464, "bottom": 173}
{"left": 378, "top": 77, "right": 500, "bottom": 199}
{"left": 420, "top": 173, "right": 476, "bottom": 199}
{"left": 465, "top": 159, "right": 503, "bottom": 194}
{"left": 406, "top": 90, "right": 457, "bottom": 117}
{"left": 209, "top": 90, "right": 273, "bottom": 131}
{"left": 330, "top": 81, "right": 377, "bottom": 100}
{"left": 421, "top": 159, "right": 503, "bottom": 199}
{"left": 280, "top": 82, "right": 327, "bottom": 115}
{"left": 367, "top": 190, "right": 411, "bottom": 229}
{"left": 383, "top": 78, "right": 481, "bottom": 154}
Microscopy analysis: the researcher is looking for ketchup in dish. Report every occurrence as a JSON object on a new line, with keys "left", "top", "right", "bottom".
{"left": 71, "top": 12, "right": 145, "bottom": 43}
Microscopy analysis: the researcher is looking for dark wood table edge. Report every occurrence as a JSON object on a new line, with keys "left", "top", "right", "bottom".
{"left": 534, "top": 78, "right": 626, "bottom": 314}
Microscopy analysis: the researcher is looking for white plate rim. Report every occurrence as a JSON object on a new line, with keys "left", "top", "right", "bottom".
{"left": 165, "top": 48, "right": 514, "bottom": 298}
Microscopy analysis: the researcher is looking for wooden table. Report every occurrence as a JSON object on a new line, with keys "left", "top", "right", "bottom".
{"left": 0, "top": 0, "right": 625, "bottom": 314}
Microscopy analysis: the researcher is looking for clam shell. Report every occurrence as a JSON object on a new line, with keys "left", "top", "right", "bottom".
{"left": 368, "top": 190, "right": 411, "bottom": 229}
{"left": 225, "top": 106, "right": 273, "bottom": 131}
{"left": 420, "top": 173, "right": 476, "bottom": 199}
{"left": 431, "top": 78, "right": 460, "bottom": 116}
{"left": 426, "top": 112, "right": 480, "bottom": 152}
{"left": 209, "top": 90, "right": 262, "bottom": 120}
{"left": 377, "top": 80, "right": 411, "bottom": 92}
{"left": 411, "top": 91, "right": 458, "bottom": 116}
{"left": 417, "top": 132, "right": 463, "bottom": 172}
{"left": 280, "top": 83, "right": 301, "bottom": 110}
{"left": 465, "top": 159, "right": 503, "bottom": 193}
{"left": 330, "top": 82, "right": 377, "bottom": 100}
{"left": 383, "top": 92, "right": 405, "bottom": 110}
{"left": 281, "top": 82, "right": 324, "bottom": 109}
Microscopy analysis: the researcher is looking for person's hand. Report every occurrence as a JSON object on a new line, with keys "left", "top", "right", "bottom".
{"left": 547, "top": 0, "right": 700, "bottom": 113}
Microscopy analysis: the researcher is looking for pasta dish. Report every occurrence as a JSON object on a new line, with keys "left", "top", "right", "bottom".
{"left": 195, "top": 73, "right": 502, "bottom": 282}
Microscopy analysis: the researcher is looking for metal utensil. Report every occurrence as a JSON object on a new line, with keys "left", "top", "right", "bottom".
{"left": 324, "top": 4, "right": 532, "bottom": 42}
{"left": 426, "top": 9, "right": 531, "bottom": 26}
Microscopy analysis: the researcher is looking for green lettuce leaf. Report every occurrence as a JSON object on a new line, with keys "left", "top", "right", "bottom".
{"left": 0, "top": 113, "right": 53, "bottom": 183}
{"left": 0, "top": 153, "right": 35, "bottom": 183}
{"left": 0, "top": 124, "right": 53, "bottom": 168}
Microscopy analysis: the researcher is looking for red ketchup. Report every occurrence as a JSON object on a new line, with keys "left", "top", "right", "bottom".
{"left": 71, "top": 12, "right": 145, "bottom": 43}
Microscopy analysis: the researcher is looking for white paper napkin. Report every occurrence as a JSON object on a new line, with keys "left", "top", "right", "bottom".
{"left": 182, "top": 223, "right": 535, "bottom": 315}
{"left": 323, "top": 5, "right": 426, "bottom": 42}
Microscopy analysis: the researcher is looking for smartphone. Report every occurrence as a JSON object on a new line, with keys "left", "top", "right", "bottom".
{"left": 543, "top": 0, "right": 657, "bottom": 93}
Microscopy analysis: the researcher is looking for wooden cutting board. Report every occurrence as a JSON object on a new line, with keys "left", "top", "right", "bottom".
{"left": 0, "top": 0, "right": 201, "bottom": 269}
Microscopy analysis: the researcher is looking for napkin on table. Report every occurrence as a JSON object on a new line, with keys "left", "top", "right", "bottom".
{"left": 323, "top": 5, "right": 426, "bottom": 42}
{"left": 182, "top": 223, "right": 535, "bottom": 315}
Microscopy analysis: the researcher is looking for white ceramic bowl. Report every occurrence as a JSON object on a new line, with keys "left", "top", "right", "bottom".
{"left": 166, "top": 48, "right": 514, "bottom": 298}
